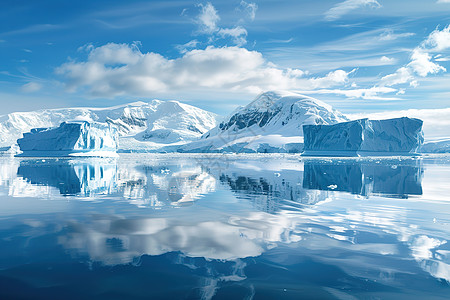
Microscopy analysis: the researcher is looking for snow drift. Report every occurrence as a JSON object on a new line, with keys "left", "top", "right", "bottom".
{"left": 16, "top": 121, "right": 119, "bottom": 157}
{"left": 302, "top": 117, "right": 424, "bottom": 156}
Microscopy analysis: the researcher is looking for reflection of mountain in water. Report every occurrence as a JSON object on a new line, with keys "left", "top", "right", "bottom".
{"left": 303, "top": 160, "right": 423, "bottom": 198}
{"left": 216, "top": 167, "right": 329, "bottom": 213}
{"left": 17, "top": 160, "right": 118, "bottom": 196}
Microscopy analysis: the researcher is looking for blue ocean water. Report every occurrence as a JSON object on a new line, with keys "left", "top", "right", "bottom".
{"left": 0, "top": 154, "right": 449, "bottom": 299}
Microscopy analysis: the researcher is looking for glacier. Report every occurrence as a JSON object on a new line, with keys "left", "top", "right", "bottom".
{"left": 302, "top": 117, "right": 424, "bottom": 156}
{"left": 16, "top": 121, "right": 119, "bottom": 157}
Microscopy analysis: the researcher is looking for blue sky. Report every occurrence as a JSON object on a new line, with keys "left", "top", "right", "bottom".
{"left": 1, "top": 0, "right": 450, "bottom": 115}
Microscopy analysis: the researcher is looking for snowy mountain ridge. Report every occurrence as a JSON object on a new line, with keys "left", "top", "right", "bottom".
{"left": 179, "top": 91, "right": 349, "bottom": 153}
{"left": 0, "top": 99, "right": 218, "bottom": 151}
{"left": 2, "top": 91, "right": 449, "bottom": 154}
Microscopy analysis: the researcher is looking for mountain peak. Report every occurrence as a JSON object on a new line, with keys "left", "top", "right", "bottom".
{"left": 183, "top": 92, "right": 349, "bottom": 153}
{"left": 215, "top": 91, "right": 347, "bottom": 134}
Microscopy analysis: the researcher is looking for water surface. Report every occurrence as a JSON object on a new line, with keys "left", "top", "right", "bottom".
{"left": 0, "top": 154, "right": 449, "bottom": 299}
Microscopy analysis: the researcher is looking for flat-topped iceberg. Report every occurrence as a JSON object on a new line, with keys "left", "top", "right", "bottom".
{"left": 16, "top": 121, "right": 118, "bottom": 157}
{"left": 302, "top": 117, "right": 424, "bottom": 156}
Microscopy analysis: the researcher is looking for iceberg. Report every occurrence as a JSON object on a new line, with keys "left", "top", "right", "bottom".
{"left": 16, "top": 121, "right": 119, "bottom": 157}
{"left": 302, "top": 117, "right": 424, "bottom": 156}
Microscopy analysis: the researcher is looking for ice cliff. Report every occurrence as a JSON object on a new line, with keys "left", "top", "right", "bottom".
{"left": 17, "top": 121, "right": 119, "bottom": 157}
{"left": 302, "top": 117, "right": 424, "bottom": 156}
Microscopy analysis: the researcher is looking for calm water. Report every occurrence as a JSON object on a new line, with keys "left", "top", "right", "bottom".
{"left": 0, "top": 154, "right": 449, "bottom": 299}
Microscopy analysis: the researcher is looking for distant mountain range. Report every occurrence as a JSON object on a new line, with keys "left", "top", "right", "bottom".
{"left": 0, "top": 91, "right": 449, "bottom": 153}
{"left": 0, "top": 99, "right": 218, "bottom": 152}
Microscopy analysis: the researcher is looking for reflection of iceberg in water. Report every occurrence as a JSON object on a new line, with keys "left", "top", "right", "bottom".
{"left": 303, "top": 159, "right": 423, "bottom": 198}
{"left": 4, "top": 158, "right": 215, "bottom": 207}
{"left": 1, "top": 155, "right": 449, "bottom": 298}
{"left": 16, "top": 159, "right": 118, "bottom": 197}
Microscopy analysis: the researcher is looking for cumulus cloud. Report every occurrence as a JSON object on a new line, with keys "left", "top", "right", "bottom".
{"left": 437, "top": 0, "right": 450, "bottom": 3}
{"left": 325, "top": 0, "right": 381, "bottom": 21}
{"left": 309, "top": 69, "right": 352, "bottom": 88}
{"left": 238, "top": 1, "right": 258, "bottom": 21}
{"left": 423, "top": 25, "right": 450, "bottom": 52}
{"left": 381, "top": 25, "right": 450, "bottom": 87}
{"left": 408, "top": 49, "right": 446, "bottom": 77}
{"left": 20, "top": 82, "right": 42, "bottom": 93}
{"left": 56, "top": 43, "right": 351, "bottom": 97}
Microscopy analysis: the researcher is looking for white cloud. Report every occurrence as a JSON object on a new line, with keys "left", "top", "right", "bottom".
{"left": 380, "top": 55, "right": 396, "bottom": 63}
{"left": 56, "top": 43, "right": 350, "bottom": 97}
{"left": 380, "top": 25, "right": 450, "bottom": 86}
{"left": 379, "top": 30, "right": 415, "bottom": 41}
{"left": 194, "top": 2, "right": 248, "bottom": 46}
{"left": 286, "top": 68, "right": 306, "bottom": 78}
{"left": 423, "top": 25, "right": 450, "bottom": 52}
{"left": 380, "top": 67, "right": 414, "bottom": 86}
{"left": 325, "top": 0, "right": 381, "bottom": 21}
{"left": 238, "top": 1, "right": 258, "bottom": 21}
{"left": 20, "top": 82, "right": 42, "bottom": 93}
{"left": 309, "top": 70, "right": 351, "bottom": 89}
{"left": 437, "top": 0, "right": 450, "bottom": 3}
{"left": 408, "top": 49, "right": 446, "bottom": 77}
{"left": 308, "top": 86, "right": 398, "bottom": 100}
{"left": 196, "top": 2, "right": 219, "bottom": 34}
{"left": 175, "top": 40, "right": 200, "bottom": 53}
{"left": 218, "top": 26, "right": 248, "bottom": 46}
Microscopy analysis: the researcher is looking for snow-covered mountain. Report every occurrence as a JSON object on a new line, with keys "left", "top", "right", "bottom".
{"left": 0, "top": 100, "right": 218, "bottom": 151}
{"left": 179, "top": 91, "right": 348, "bottom": 153}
